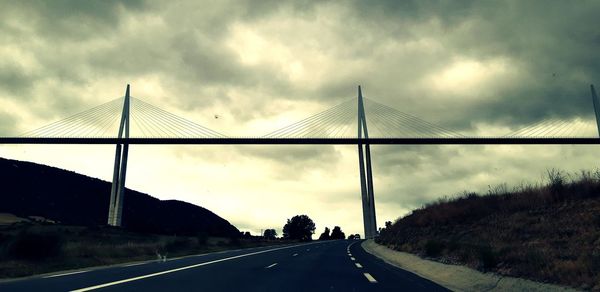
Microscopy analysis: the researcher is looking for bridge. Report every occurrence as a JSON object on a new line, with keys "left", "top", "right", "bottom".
{"left": 2, "top": 84, "right": 600, "bottom": 239}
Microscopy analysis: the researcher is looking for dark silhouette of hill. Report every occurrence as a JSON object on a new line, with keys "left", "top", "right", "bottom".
{"left": 0, "top": 157, "right": 239, "bottom": 237}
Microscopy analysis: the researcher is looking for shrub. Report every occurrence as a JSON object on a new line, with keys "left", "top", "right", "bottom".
{"left": 424, "top": 240, "right": 443, "bottom": 257}
{"left": 9, "top": 232, "right": 63, "bottom": 260}
{"left": 163, "top": 238, "right": 192, "bottom": 253}
{"left": 478, "top": 244, "right": 497, "bottom": 271}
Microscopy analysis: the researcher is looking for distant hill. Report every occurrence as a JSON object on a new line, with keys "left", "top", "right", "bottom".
{"left": 376, "top": 169, "right": 600, "bottom": 290}
{"left": 0, "top": 157, "right": 240, "bottom": 237}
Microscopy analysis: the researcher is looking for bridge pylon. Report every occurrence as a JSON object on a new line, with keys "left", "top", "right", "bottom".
{"left": 107, "top": 84, "right": 131, "bottom": 227}
{"left": 591, "top": 84, "right": 600, "bottom": 137}
{"left": 357, "top": 86, "right": 377, "bottom": 239}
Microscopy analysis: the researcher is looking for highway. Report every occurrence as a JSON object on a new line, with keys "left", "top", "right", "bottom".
{"left": 0, "top": 240, "right": 447, "bottom": 291}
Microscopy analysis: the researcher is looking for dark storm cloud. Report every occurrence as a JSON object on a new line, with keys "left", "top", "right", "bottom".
{"left": 342, "top": 0, "right": 600, "bottom": 130}
{"left": 0, "top": 63, "right": 37, "bottom": 96}
{"left": 2, "top": 0, "right": 599, "bottom": 132}
{"left": 6, "top": 0, "right": 147, "bottom": 41}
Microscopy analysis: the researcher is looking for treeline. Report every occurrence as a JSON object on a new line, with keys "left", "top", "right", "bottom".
{"left": 253, "top": 214, "right": 357, "bottom": 241}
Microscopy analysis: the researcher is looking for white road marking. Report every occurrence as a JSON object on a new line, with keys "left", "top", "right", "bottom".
{"left": 350, "top": 257, "right": 355, "bottom": 261}
{"left": 364, "top": 273, "right": 378, "bottom": 283}
{"left": 121, "top": 262, "right": 146, "bottom": 268}
{"left": 306, "top": 249, "right": 310, "bottom": 251}
{"left": 348, "top": 253, "right": 352, "bottom": 256}
{"left": 355, "top": 263, "right": 363, "bottom": 268}
{"left": 70, "top": 242, "right": 319, "bottom": 292}
{"left": 292, "top": 253, "right": 298, "bottom": 257}
{"left": 265, "top": 263, "right": 278, "bottom": 269}
{"left": 44, "top": 270, "right": 90, "bottom": 278}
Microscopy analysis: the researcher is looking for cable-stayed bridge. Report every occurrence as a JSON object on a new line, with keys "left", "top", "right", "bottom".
{"left": 1, "top": 84, "right": 600, "bottom": 238}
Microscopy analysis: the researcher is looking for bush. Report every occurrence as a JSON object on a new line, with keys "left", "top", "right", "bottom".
{"left": 424, "top": 240, "right": 443, "bottom": 257}
{"left": 9, "top": 232, "right": 63, "bottom": 260}
{"left": 478, "top": 245, "right": 497, "bottom": 271}
{"left": 163, "top": 238, "right": 192, "bottom": 253}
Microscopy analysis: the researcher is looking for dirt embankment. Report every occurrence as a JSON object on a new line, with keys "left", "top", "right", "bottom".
{"left": 377, "top": 170, "right": 600, "bottom": 291}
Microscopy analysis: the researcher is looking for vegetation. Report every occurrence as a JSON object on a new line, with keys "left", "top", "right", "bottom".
{"left": 318, "top": 226, "right": 346, "bottom": 240}
{"left": 282, "top": 215, "right": 315, "bottom": 241}
{"left": 330, "top": 226, "right": 345, "bottom": 240}
{"left": 0, "top": 223, "right": 286, "bottom": 279}
{"left": 263, "top": 229, "right": 277, "bottom": 240}
{"left": 318, "top": 227, "right": 330, "bottom": 240}
{"left": 376, "top": 168, "right": 600, "bottom": 290}
{"left": 347, "top": 234, "right": 360, "bottom": 240}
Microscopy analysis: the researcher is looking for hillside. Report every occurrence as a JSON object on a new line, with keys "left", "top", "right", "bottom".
{"left": 376, "top": 169, "right": 600, "bottom": 290}
{"left": 0, "top": 157, "right": 239, "bottom": 237}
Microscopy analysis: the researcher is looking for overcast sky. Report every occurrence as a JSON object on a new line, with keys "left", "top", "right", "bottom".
{"left": 1, "top": 0, "right": 600, "bottom": 237}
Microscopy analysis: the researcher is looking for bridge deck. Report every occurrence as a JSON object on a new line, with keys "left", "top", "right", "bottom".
{"left": 0, "top": 137, "right": 598, "bottom": 145}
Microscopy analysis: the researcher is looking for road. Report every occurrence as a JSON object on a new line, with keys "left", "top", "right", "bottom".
{"left": 0, "top": 240, "right": 447, "bottom": 291}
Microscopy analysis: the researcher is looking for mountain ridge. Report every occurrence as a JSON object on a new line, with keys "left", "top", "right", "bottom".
{"left": 0, "top": 157, "right": 240, "bottom": 237}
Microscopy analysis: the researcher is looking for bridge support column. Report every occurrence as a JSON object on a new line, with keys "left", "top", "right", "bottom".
{"left": 108, "top": 84, "right": 131, "bottom": 226}
{"left": 591, "top": 84, "right": 600, "bottom": 137}
{"left": 357, "top": 86, "right": 377, "bottom": 239}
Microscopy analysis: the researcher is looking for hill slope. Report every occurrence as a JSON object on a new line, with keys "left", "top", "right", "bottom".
{"left": 377, "top": 170, "right": 600, "bottom": 290}
{"left": 0, "top": 157, "right": 239, "bottom": 237}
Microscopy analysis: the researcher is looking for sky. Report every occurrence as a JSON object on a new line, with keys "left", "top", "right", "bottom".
{"left": 1, "top": 0, "right": 600, "bottom": 237}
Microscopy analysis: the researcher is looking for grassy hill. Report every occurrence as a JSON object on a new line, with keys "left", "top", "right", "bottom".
{"left": 0, "top": 157, "right": 239, "bottom": 237}
{"left": 376, "top": 169, "right": 600, "bottom": 290}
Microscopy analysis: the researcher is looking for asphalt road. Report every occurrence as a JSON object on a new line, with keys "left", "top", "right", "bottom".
{"left": 0, "top": 240, "right": 448, "bottom": 291}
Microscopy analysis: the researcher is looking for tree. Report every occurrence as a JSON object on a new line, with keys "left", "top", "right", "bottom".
{"left": 347, "top": 234, "right": 356, "bottom": 240}
{"left": 330, "top": 226, "right": 345, "bottom": 240}
{"left": 283, "top": 215, "right": 316, "bottom": 241}
{"left": 263, "top": 229, "right": 277, "bottom": 240}
{"left": 380, "top": 221, "right": 393, "bottom": 236}
{"left": 318, "top": 227, "right": 331, "bottom": 240}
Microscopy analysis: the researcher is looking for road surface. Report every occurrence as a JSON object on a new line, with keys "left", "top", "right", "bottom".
{"left": 0, "top": 240, "right": 447, "bottom": 291}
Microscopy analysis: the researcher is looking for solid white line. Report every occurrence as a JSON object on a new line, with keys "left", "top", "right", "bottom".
{"left": 44, "top": 270, "right": 90, "bottom": 278}
{"left": 70, "top": 243, "right": 317, "bottom": 292}
{"left": 265, "top": 263, "right": 278, "bottom": 269}
{"left": 350, "top": 257, "right": 355, "bottom": 261}
{"left": 364, "top": 273, "right": 378, "bottom": 283}
{"left": 121, "top": 262, "right": 146, "bottom": 268}
{"left": 355, "top": 263, "right": 363, "bottom": 268}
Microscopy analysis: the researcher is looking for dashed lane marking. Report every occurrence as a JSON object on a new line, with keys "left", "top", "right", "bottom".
{"left": 292, "top": 253, "right": 298, "bottom": 257}
{"left": 350, "top": 257, "right": 355, "bottom": 261}
{"left": 265, "top": 263, "right": 278, "bottom": 269}
{"left": 70, "top": 242, "right": 320, "bottom": 292}
{"left": 355, "top": 263, "right": 363, "bottom": 268}
{"left": 364, "top": 273, "right": 378, "bottom": 283}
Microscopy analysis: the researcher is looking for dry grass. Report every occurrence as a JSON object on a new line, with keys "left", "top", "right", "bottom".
{"left": 0, "top": 213, "right": 29, "bottom": 225}
{"left": 377, "top": 169, "right": 600, "bottom": 291}
{"left": 0, "top": 224, "right": 287, "bottom": 278}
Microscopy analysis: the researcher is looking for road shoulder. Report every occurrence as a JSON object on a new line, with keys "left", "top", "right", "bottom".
{"left": 361, "top": 240, "right": 576, "bottom": 292}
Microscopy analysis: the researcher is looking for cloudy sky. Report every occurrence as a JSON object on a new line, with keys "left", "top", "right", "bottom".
{"left": 1, "top": 0, "right": 600, "bottom": 237}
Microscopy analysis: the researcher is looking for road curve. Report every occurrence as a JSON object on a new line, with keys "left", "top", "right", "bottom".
{"left": 0, "top": 240, "right": 447, "bottom": 291}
